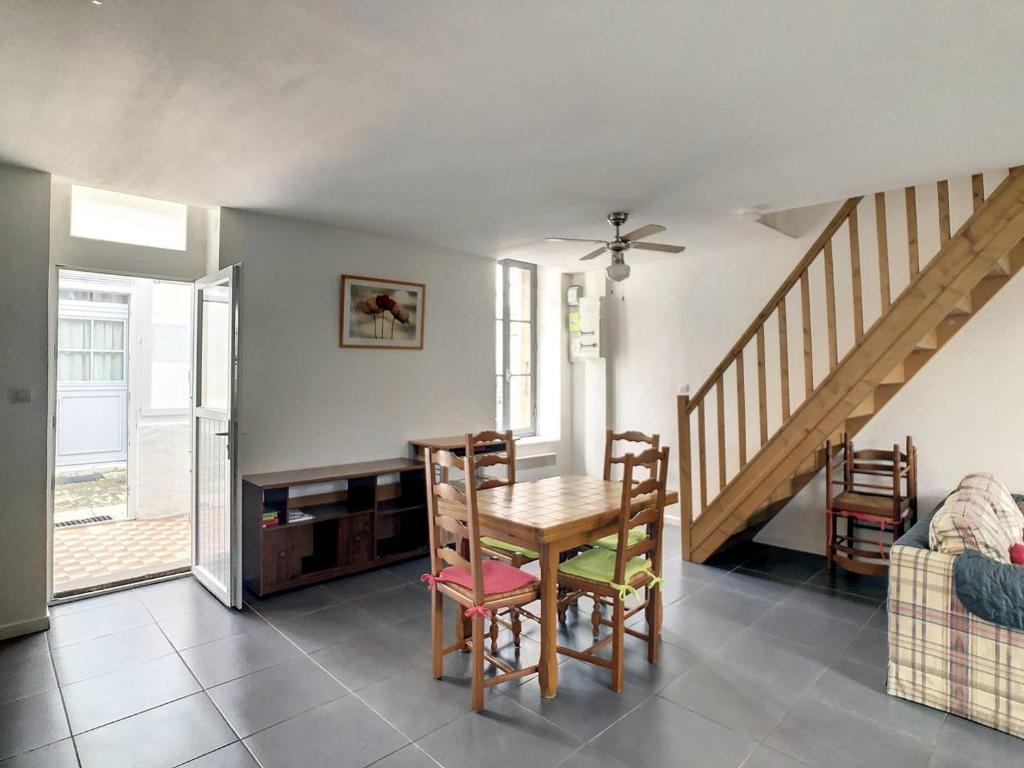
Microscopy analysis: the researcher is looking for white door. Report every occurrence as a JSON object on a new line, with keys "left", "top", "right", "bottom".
{"left": 55, "top": 308, "right": 130, "bottom": 466}
{"left": 192, "top": 265, "right": 241, "bottom": 607}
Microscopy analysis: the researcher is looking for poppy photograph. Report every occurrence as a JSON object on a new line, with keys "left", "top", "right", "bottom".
{"left": 340, "top": 275, "right": 425, "bottom": 349}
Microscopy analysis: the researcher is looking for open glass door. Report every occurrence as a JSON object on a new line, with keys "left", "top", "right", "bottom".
{"left": 192, "top": 265, "right": 241, "bottom": 607}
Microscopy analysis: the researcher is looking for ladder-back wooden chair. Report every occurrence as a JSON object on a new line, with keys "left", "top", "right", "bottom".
{"left": 825, "top": 434, "right": 917, "bottom": 585}
{"left": 556, "top": 446, "right": 669, "bottom": 692}
{"left": 467, "top": 430, "right": 538, "bottom": 652}
{"left": 603, "top": 430, "right": 660, "bottom": 481}
{"left": 556, "top": 429, "right": 662, "bottom": 623}
{"left": 422, "top": 438, "right": 541, "bottom": 711}
{"left": 591, "top": 430, "right": 661, "bottom": 551}
{"left": 474, "top": 430, "right": 539, "bottom": 567}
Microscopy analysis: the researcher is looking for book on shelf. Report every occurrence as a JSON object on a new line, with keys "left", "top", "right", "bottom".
{"left": 287, "top": 508, "right": 314, "bottom": 524}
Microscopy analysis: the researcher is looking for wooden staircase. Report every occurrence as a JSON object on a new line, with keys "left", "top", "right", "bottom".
{"left": 677, "top": 168, "right": 1024, "bottom": 562}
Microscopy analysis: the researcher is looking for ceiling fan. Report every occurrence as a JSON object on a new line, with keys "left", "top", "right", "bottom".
{"left": 546, "top": 212, "right": 686, "bottom": 281}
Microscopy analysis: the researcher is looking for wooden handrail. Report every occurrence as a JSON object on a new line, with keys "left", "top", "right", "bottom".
{"left": 687, "top": 195, "right": 862, "bottom": 408}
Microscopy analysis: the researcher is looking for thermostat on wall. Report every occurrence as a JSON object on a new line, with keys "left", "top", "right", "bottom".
{"left": 567, "top": 285, "right": 582, "bottom": 306}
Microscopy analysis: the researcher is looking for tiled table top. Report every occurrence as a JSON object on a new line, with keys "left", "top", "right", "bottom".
{"left": 474, "top": 474, "right": 678, "bottom": 544}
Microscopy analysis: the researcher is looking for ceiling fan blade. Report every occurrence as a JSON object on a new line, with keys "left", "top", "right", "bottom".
{"left": 546, "top": 237, "right": 607, "bottom": 244}
{"left": 620, "top": 224, "right": 665, "bottom": 242}
{"left": 580, "top": 246, "right": 608, "bottom": 261}
{"left": 632, "top": 242, "right": 686, "bottom": 253}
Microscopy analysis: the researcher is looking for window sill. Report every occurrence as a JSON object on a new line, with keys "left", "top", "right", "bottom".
{"left": 517, "top": 434, "right": 561, "bottom": 448}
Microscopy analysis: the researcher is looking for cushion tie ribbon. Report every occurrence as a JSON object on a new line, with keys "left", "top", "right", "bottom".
{"left": 421, "top": 574, "right": 492, "bottom": 618}
{"left": 608, "top": 581, "right": 640, "bottom": 601}
{"left": 609, "top": 570, "right": 663, "bottom": 601}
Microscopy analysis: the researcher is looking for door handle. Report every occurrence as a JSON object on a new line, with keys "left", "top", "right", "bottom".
{"left": 215, "top": 431, "right": 229, "bottom": 437}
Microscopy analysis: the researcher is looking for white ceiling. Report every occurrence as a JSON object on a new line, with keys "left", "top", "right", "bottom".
{"left": 2, "top": 1, "right": 1023, "bottom": 271}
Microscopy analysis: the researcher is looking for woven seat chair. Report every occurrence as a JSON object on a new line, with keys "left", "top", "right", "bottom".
{"left": 555, "top": 446, "right": 669, "bottom": 692}
{"left": 422, "top": 436, "right": 541, "bottom": 711}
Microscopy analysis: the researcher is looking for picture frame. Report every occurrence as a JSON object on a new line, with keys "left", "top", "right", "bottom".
{"left": 339, "top": 274, "right": 426, "bottom": 350}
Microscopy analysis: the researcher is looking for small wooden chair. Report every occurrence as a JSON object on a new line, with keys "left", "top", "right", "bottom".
{"left": 556, "top": 446, "right": 669, "bottom": 692}
{"left": 555, "top": 430, "right": 661, "bottom": 624}
{"left": 603, "top": 430, "right": 661, "bottom": 482}
{"left": 462, "top": 430, "right": 538, "bottom": 651}
{"left": 423, "top": 438, "right": 541, "bottom": 711}
{"left": 474, "top": 430, "right": 539, "bottom": 567}
{"left": 590, "top": 430, "right": 660, "bottom": 552}
{"left": 825, "top": 434, "right": 917, "bottom": 585}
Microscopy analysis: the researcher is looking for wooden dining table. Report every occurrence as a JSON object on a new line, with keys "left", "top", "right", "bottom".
{"left": 472, "top": 474, "right": 678, "bottom": 698}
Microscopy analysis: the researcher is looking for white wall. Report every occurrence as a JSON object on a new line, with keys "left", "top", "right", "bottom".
{"left": 219, "top": 208, "right": 498, "bottom": 475}
{"left": 570, "top": 270, "right": 610, "bottom": 477}
{"left": 604, "top": 172, "right": 1024, "bottom": 553}
{"left": 604, "top": 230, "right": 807, "bottom": 498}
{"left": 0, "top": 164, "right": 51, "bottom": 638}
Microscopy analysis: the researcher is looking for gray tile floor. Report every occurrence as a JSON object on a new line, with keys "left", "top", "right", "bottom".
{"left": 2, "top": 536, "right": 1021, "bottom": 768}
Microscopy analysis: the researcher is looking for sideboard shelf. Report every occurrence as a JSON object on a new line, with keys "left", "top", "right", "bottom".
{"left": 243, "top": 458, "right": 428, "bottom": 597}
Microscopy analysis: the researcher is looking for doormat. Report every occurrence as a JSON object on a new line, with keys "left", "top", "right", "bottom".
{"left": 56, "top": 473, "right": 103, "bottom": 485}
{"left": 55, "top": 515, "right": 114, "bottom": 528}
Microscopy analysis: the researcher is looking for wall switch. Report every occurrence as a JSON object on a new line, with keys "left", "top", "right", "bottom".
{"left": 9, "top": 387, "right": 32, "bottom": 403}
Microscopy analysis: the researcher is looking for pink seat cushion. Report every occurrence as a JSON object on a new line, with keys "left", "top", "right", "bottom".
{"left": 433, "top": 560, "right": 537, "bottom": 595}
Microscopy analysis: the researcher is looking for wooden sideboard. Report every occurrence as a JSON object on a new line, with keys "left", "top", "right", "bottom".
{"left": 407, "top": 434, "right": 508, "bottom": 460}
{"left": 242, "top": 458, "right": 428, "bottom": 597}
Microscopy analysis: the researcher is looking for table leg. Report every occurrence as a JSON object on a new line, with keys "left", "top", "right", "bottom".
{"left": 538, "top": 542, "right": 559, "bottom": 699}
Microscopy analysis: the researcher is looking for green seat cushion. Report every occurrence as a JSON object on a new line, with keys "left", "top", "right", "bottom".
{"left": 590, "top": 528, "right": 648, "bottom": 551}
{"left": 558, "top": 547, "right": 655, "bottom": 586}
{"left": 480, "top": 536, "right": 539, "bottom": 560}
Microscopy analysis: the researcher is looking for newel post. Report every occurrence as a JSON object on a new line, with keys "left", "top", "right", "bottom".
{"left": 676, "top": 393, "right": 693, "bottom": 561}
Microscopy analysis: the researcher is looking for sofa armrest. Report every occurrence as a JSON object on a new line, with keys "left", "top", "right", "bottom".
{"left": 954, "top": 550, "right": 1024, "bottom": 631}
{"left": 889, "top": 542, "right": 957, "bottom": 613}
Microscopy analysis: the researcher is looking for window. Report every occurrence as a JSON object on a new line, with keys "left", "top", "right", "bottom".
{"left": 58, "top": 289, "right": 128, "bottom": 304}
{"left": 495, "top": 260, "right": 536, "bottom": 435}
{"left": 70, "top": 185, "right": 187, "bottom": 251}
{"left": 57, "top": 318, "right": 127, "bottom": 382}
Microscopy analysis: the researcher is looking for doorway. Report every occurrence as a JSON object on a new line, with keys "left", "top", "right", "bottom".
{"left": 53, "top": 269, "right": 193, "bottom": 596}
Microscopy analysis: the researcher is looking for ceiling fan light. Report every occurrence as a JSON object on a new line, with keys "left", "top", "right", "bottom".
{"left": 606, "top": 261, "right": 630, "bottom": 282}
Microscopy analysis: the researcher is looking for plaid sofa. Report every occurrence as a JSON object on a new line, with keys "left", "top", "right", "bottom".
{"left": 887, "top": 494, "right": 1024, "bottom": 738}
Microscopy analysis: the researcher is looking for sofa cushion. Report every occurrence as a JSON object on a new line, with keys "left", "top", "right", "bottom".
{"left": 953, "top": 549, "right": 1024, "bottom": 631}
{"left": 930, "top": 488, "right": 1015, "bottom": 562}
{"left": 958, "top": 473, "right": 1024, "bottom": 543}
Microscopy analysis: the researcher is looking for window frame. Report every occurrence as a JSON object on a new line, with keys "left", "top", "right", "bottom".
{"left": 56, "top": 315, "right": 128, "bottom": 385}
{"left": 496, "top": 259, "right": 538, "bottom": 437}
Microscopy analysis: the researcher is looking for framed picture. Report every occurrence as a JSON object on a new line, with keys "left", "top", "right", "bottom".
{"left": 339, "top": 274, "right": 426, "bottom": 349}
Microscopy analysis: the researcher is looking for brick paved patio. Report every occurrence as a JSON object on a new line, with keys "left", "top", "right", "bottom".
{"left": 53, "top": 514, "right": 190, "bottom": 595}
